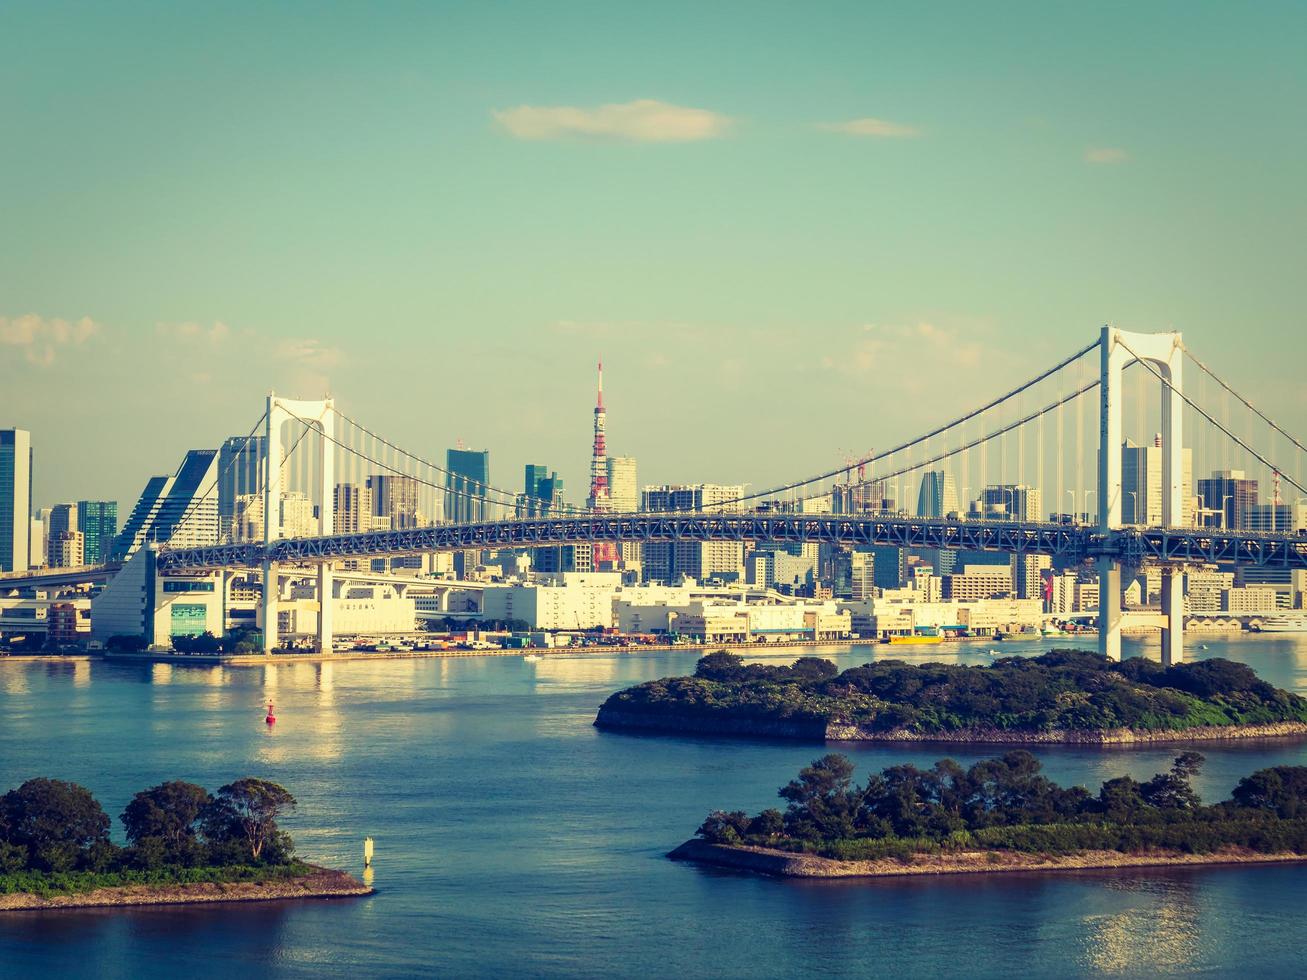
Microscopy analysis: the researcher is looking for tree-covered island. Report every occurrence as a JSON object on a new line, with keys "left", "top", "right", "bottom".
{"left": 671, "top": 751, "right": 1307, "bottom": 878}
{"left": 0, "top": 776, "right": 369, "bottom": 910}
{"left": 596, "top": 650, "right": 1307, "bottom": 743}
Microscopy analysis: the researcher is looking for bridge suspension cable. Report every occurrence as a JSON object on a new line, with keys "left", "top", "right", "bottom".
{"left": 1183, "top": 345, "right": 1307, "bottom": 456}
{"left": 282, "top": 407, "right": 590, "bottom": 520}
{"left": 164, "top": 409, "right": 269, "bottom": 546}
{"left": 1117, "top": 336, "right": 1307, "bottom": 499}
{"left": 699, "top": 338, "right": 1102, "bottom": 512}
{"left": 331, "top": 410, "right": 589, "bottom": 516}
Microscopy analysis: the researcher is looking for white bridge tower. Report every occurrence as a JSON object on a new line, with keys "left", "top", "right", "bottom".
{"left": 1097, "top": 327, "right": 1186, "bottom": 666}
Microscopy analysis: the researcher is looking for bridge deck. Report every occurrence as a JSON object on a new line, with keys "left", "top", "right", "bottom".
{"left": 153, "top": 514, "right": 1307, "bottom": 572}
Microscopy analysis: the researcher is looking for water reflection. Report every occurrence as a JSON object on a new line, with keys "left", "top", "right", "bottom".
{"left": 1082, "top": 873, "right": 1201, "bottom": 973}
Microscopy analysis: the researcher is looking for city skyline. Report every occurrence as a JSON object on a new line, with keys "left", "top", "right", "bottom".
{"left": 3, "top": 2, "right": 1306, "bottom": 510}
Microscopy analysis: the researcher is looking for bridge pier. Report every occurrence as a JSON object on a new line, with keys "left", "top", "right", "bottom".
{"left": 317, "top": 563, "right": 333, "bottom": 654}
{"left": 261, "top": 560, "right": 278, "bottom": 654}
{"left": 1160, "top": 567, "right": 1184, "bottom": 666}
{"left": 1098, "top": 558, "right": 1122, "bottom": 661}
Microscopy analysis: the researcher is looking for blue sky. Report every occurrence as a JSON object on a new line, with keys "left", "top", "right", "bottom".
{"left": 3, "top": 1, "right": 1305, "bottom": 511}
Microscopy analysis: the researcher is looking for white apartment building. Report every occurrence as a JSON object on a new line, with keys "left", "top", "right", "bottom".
{"left": 480, "top": 572, "right": 622, "bottom": 630}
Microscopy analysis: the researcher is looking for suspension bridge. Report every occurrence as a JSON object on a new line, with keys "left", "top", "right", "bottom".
{"left": 144, "top": 327, "right": 1307, "bottom": 663}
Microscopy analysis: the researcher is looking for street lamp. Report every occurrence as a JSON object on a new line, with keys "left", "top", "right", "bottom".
{"left": 1085, "top": 489, "right": 1098, "bottom": 526}
{"left": 1221, "top": 494, "right": 1234, "bottom": 530}
{"left": 1127, "top": 491, "right": 1139, "bottom": 526}
{"left": 1065, "top": 490, "right": 1077, "bottom": 524}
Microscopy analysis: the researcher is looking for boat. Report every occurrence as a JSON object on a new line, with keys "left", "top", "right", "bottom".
{"left": 1253, "top": 615, "right": 1307, "bottom": 634}
{"left": 523, "top": 653, "right": 542, "bottom": 662}
{"left": 887, "top": 634, "right": 943, "bottom": 646}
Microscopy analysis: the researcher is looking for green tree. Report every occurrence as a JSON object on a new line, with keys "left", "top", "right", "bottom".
{"left": 121, "top": 781, "right": 212, "bottom": 865}
{"left": 780, "top": 754, "right": 859, "bottom": 840}
{"left": 203, "top": 778, "right": 296, "bottom": 863}
{"left": 0, "top": 778, "right": 113, "bottom": 872}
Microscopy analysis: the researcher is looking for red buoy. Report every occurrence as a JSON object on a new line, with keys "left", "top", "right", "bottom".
{"left": 265, "top": 701, "right": 276, "bottom": 725}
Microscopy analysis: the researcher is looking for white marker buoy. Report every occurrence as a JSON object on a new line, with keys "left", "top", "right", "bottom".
{"left": 364, "top": 836, "right": 374, "bottom": 867}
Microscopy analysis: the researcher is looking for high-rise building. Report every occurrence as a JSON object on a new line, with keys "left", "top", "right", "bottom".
{"left": 28, "top": 516, "right": 45, "bottom": 568}
{"left": 641, "top": 484, "right": 746, "bottom": 582}
{"left": 446, "top": 449, "right": 490, "bottom": 524}
{"left": 46, "top": 503, "right": 78, "bottom": 567}
{"left": 1248, "top": 502, "right": 1307, "bottom": 533}
{"left": 333, "top": 483, "right": 374, "bottom": 534}
{"left": 0, "top": 428, "right": 32, "bottom": 573}
{"left": 1197, "top": 470, "right": 1259, "bottom": 530}
{"left": 916, "top": 471, "right": 959, "bottom": 519}
{"left": 979, "top": 485, "right": 1043, "bottom": 523}
{"left": 606, "top": 456, "right": 638, "bottom": 513}
{"left": 77, "top": 500, "right": 117, "bottom": 565}
{"left": 1016, "top": 554, "right": 1052, "bottom": 601}
{"left": 851, "top": 551, "right": 876, "bottom": 601}
{"left": 641, "top": 484, "right": 744, "bottom": 514}
{"left": 217, "top": 435, "right": 266, "bottom": 540}
{"left": 523, "top": 465, "right": 565, "bottom": 517}
{"left": 51, "top": 530, "right": 84, "bottom": 568}
{"left": 370, "top": 474, "right": 422, "bottom": 529}
{"left": 110, "top": 450, "right": 220, "bottom": 559}
{"left": 1121, "top": 438, "right": 1194, "bottom": 526}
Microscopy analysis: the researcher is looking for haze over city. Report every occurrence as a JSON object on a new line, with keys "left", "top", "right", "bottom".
{"left": 4, "top": 1, "right": 1305, "bottom": 511}
{"left": 5, "top": 4, "right": 1307, "bottom": 977}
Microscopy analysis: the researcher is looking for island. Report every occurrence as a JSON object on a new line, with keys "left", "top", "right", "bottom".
{"left": 595, "top": 650, "right": 1307, "bottom": 744}
{"left": 0, "top": 776, "right": 371, "bottom": 911}
{"left": 671, "top": 750, "right": 1307, "bottom": 878}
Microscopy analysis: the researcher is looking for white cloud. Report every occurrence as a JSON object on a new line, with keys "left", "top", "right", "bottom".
{"left": 274, "top": 338, "right": 343, "bottom": 369}
{"left": 819, "top": 117, "right": 921, "bottom": 138}
{"left": 1085, "top": 146, "right": 1129, "bottom": 164}
{"left": 493, "top": 99, "right": 732, "bottom": 143}
{"left": 823, "top": 321, "right": 984, "bottom": 391}
{"left": 156, "top": 321, "right": 232, "bottom": 344}
{"left": 0, "top": 314, "right": 101, "bottom": 366}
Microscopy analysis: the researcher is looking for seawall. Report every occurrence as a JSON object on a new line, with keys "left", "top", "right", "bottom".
{"left": 0, "top": 866, "right": 372, "bottom": 912}
{"left": 668, "top": 839, "right": 1307, "bottom": 879}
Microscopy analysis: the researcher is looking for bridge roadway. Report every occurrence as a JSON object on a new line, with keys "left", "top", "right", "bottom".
{"left": 154, "top": 513, "right": 1307, "bottom": 572}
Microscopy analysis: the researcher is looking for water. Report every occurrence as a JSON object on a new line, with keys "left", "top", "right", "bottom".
{"left": 3, "top": 635, "right": 1307, "bottom": 978}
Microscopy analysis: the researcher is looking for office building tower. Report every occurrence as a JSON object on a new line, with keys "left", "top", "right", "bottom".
{"left": 606, "top": 456, "right": 638, "bottom": 513}
{"left": 334, "top": 483, "right": 374, "bottom": 533}
{"left": 1248, "top": 502, "right": 1307, "bottom": 533}
{"left": 110, "top": 450, "right": 220, "bottom": 559}
{"left": 0, "top": 428, "right": 32, "bottom": 573}
{"left": 979, "top": 485, "right": 1043, "bottom": 523}
{"left": 641, "top": 484, "right": 744, "bottom": 514}
{"left": 641, "top": 484, "right": 746, "bottom": 582}
{"left": 218, "top": 435, "right": 266, "bottom": 539}
{"left": 77, "top": 500, "right": 118, "bottom": 565}
{"left": 1121, "top": 437, "right": 1194, "bottom": 525}
{"left": 46, "top": 503, "right": 78, "bottom": 567}
{"left": 1197, "top": 470, "right": 1259, "bottom": 530}
{"left": 523, "top": 465, "right": 565, "bottom": 517}
{"left": 851, "top": 551, "right": 876, "bottom": 601}
{"left": 28, "top": 516, "right": 45, "bottom": 568}
{"left": 916, "top": 471, "right": 959, "bottom": 519}
{"left": 446, "top": 449, "right": 490, "bottom": 524}
{"left": 51, "top": 530, "right": 84, "bottom": 568}
{"left": 370, "top": 474, "right": 422, "bottom": 530}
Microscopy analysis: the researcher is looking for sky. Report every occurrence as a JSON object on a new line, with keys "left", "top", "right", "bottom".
{"left": 2, "top": 1, "right": 1305, "bottom": 513}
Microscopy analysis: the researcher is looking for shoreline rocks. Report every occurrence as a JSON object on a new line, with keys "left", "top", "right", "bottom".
{"left": 668, "top": 839, "right": 1307, "bottom": 879}
{"left": 595, "top": 706, "right": 1307, "bottom": 745}
{"left": 0, "top": 865, "right": 372, "bottom": 913}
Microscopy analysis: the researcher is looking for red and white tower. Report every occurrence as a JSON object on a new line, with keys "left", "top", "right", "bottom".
{"left": 587, "top": 360, "right": 618, "bottom": 568}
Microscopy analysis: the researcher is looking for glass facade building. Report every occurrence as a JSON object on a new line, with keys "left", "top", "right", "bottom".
{"left": 77, "top": 500, "right": 118, "bottom": 565}
{"left": 0, "top": 429, "right": 32, "bottom": 572}
{"left": 446, "top": 449, "right": 490, "bottom": 524}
